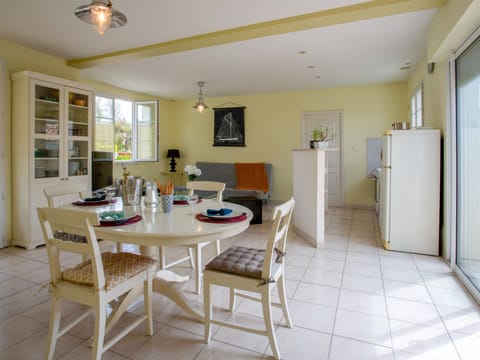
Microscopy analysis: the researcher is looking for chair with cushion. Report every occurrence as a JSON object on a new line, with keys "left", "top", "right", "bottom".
{"left": 203, "top": 197, "right": 295, "bottom": 360}
{"left": 43, "top": 183, "right": 89, "bottom": 244}
{"left": 37, "top": 207, "right": 156, "bottom": 360}
{"left": 158, "top": 181, "right": 225, "bottom": 294}
{"left": 44, "top": 183, "right": 123, "bottom": 252}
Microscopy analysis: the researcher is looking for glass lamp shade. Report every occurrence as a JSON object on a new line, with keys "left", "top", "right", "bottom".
{"left": 90, "top": 4, "right": 112, "bottom": 35}
{"left": 194, "top": 102, "right": 208, "bottom": 113}
{"left": 75, "top": 1, "right": 127, "bottom": 35}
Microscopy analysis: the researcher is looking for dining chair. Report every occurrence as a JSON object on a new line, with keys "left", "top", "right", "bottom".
{"left": 43, "top": 183, "right": 123, "bottom": 252}
{"left": 37, "top": 207, "right": 156, "bottom": 360}
{"left": 203, "top": 197, "right": 295, "bottom": 360}
{"left": 158, "top": 180, "right": 226, "bottom": 294}
{"left": 43, "top": 183, "right": 89, "bottom": 245}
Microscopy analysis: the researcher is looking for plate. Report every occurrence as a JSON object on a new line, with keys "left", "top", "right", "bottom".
{"left": 201, "top": 210, "right": 243, "bottom": 219}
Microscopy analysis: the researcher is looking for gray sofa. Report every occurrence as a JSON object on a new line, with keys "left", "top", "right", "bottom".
{"left": 185, "top": 161, "right": 273, "bottom": 201}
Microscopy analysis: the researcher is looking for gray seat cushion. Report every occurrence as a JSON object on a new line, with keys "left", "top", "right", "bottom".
{"left": 205, "top": 246, "right": 264, "bottom": 279}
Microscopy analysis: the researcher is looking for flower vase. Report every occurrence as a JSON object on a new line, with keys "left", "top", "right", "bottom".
{"left": 188, "top": 175, "right": 197, "bottom": 181}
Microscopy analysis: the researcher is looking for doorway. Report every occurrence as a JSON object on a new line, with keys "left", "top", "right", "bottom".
{"left": 302, "top": 110, "right": 343, "bottom": 207}
{"left": 451, "top": 29, "right": 480, "bottom": 301}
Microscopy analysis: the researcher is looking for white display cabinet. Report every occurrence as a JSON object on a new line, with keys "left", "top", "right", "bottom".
{"left": 11, "top": 71, "right": 93, "bottom": 249}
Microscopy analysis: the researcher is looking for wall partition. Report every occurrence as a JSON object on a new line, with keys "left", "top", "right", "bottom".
{"left": 451, "top": 28, "right": 480, "bottom": 301}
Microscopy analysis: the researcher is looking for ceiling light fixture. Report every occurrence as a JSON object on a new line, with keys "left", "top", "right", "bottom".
{"left": 193, "top": 81, "right": 209, "bottom": 113}
{"left": 75, "top": 0, "right": 127, "bottom": 35}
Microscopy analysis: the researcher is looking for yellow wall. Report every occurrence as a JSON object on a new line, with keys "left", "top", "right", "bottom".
{"left": 172, "top": 82, "right": 407, "bottom": 204}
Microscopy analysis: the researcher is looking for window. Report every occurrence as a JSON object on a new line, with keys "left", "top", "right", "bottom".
{"left": 94, "top": 96, "right": 158, "bottom": 161}
{"left": 410, "top": 84, "right": 423, "bottom": 128}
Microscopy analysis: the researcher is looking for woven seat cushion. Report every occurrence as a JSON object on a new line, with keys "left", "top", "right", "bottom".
{"left": 205, "top": 246, "right": 265, "bottom": 279}
{"left": 62, "top": 252, "right": 156, "bottom": 290}
{"left": 54, "top": 230, "right": 87, "bottom": 243}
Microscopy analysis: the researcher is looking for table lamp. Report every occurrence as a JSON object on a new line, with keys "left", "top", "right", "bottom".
{"left": 166, "top": 149, "right": 180, "bottom": 172}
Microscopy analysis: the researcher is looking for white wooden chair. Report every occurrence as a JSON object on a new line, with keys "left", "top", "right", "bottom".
{"left": 203, "top": 197, "right": 295, "bottom": 360}
{"left": 43, "top": 183, "right": 90, "bottom": 248}
{"left": 158, "top": 181, "right": 225, "bottom": 294}
{"left": 37, "top": 207, "right": 156, "bottom": 360}
{"left": 43, "top": 183, "right": 87, "bottom": 208}
{"left": 44, "top": 183, "right": 123, "bottom": 252}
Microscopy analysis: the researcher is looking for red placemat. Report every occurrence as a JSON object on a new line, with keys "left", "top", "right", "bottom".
{"left": 174, "top": 198, "right": 202, "bottom": 205}
{"left": 97, "top": 214, "right": 142, "bottom": 227}
{"left": 72, "top": 199, "right": 117, "bottom": 207}
{"left": 195, "top": 213, "right": 247, "bottom": 223}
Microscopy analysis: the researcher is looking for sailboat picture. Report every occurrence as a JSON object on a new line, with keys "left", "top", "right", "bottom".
{"left": 213, "top": 107, "right": 245, "bottom": 146}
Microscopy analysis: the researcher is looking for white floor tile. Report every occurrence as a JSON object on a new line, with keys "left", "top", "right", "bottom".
{"left": 449, "top": 330, "right": 480, "bottom": 360}
{"left": 293, "top": 282, "right": 340, "bottom": 307}
{"left": 341, "top": 273, "right": 384, "bottom": 295}
{"left": 383, "top": 279, "right": 432, "bottom": 303}
{"left": 302, "top": 268, "right": 343, "bottom": 287}
{"left": 288, "top": 300, "right": 336, "bottom": 333}
{"left": 386, "top": 297, "right": 443, "bottom": 328}
{"left": 344, "top": 261, "right": 381, "bottom": 278}
{"left": 329, "top": 335, "right": 394, "bottom": 360}
{"left": 333, "top": 309, "right": 391, "bottom": 347}
{"left": 436, "top": 304, "right": 480, "bottom": 336}
{"left": 338, "top": 289, "right": 387, "bottom": 317}
{"left": 265, "top": 326, "right": 331, "bottom": 360}
{"left": 389, "top": 319, "right": 460, "bottom": 360}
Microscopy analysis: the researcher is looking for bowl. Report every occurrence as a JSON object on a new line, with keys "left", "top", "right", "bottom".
{"left": 73, "top": 99, "right": 87, "bottom": 106}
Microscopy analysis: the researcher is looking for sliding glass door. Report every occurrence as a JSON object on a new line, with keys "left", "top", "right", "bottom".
{"left": 455, "top": 33, "right": 480, "bottom": 294}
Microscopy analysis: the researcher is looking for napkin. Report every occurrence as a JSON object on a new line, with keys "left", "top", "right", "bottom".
{"left": 206, "top": 208, "right": 233, "bottom": 216}
{"left": 100, "top": 211, "right": 125, "bottom": 221}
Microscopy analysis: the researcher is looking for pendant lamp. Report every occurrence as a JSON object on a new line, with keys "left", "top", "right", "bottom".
{"left": 193, "top": 81, "right": 209, "bottom": 113}
{"left": 75, "top": 0, "right": 127, "bottom": 35}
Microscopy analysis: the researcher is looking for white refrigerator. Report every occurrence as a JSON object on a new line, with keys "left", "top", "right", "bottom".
{"left": 379, "top": 129, "right": 440, "bottom": 255}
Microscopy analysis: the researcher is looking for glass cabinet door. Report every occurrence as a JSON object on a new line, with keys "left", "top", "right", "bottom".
{"left": 66, "top": 88, "right": 90, "bottom": 177}
{"left": 34, "top": 83, "right": 61, "bottom": 179}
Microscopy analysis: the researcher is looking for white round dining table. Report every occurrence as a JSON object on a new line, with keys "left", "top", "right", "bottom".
{"left": 64, "top": 197, "right": 253, "bottom": 322}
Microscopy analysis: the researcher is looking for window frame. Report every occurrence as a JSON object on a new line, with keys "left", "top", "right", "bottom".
{"left": 94, "top": 95, "right": 158, "bottom": 162}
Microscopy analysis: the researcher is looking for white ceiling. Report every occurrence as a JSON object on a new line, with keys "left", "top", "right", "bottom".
{"left": 0, "top": 0, "right": 440, "bottom": 99}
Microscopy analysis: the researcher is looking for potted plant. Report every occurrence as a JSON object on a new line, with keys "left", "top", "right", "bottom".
{"left": 310, "top": 126, "right": 334, "bottom": 149}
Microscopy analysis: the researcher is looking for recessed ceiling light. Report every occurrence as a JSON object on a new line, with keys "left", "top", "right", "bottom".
{"left": 400, "top": 62, "right": 411, "bottom": 70}
{"left": 298, "top": 50, "right": 307, "bottom": 55}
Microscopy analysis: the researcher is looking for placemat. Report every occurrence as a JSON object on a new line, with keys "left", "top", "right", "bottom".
{"left": 174, "top": 198, "right": 202, "bottom": 205}
{"left": 195, "top": 213, "right": 247, "bottom": 223}
{"left": 97, "top": 214, "right": 142, "bottom": 227}
{"left": 72, "top": 199, "right": 117, "bottom": 207}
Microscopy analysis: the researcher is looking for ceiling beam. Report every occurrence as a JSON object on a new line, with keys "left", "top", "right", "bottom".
{"left": 67, "top": 0, "right": 447, "bottom": 69}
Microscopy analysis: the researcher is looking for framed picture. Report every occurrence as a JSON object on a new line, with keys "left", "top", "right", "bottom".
{"left": 213, "top": 107, "right": 245, "bottom": 147}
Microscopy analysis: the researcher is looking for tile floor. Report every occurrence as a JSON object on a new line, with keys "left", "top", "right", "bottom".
{"left": 1, "top": 206, "right": 480, "bottom": 359}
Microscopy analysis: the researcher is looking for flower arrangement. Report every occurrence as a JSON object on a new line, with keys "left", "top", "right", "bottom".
{"left": 185, "top": 164, "right": 202, "bottom": 181}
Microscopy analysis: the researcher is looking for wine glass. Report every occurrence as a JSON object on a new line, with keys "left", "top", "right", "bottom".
{"left": 187, "top": 194, "right": 199, "bottom": 215}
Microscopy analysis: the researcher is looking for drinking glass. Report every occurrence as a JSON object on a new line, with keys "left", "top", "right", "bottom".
{"left": 187, "top": 194, "right": 199, "bottom": 215}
